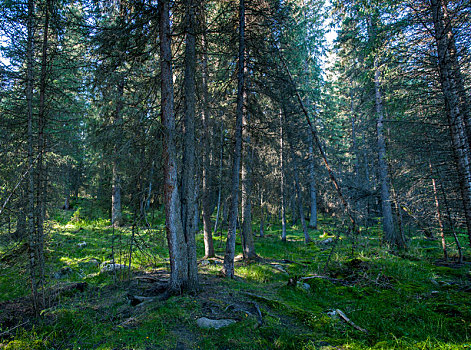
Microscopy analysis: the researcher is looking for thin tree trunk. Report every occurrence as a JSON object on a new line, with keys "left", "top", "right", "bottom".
{"left": 181, "top": 0, "right": 199, "bottom": 291}
{"left": 201, "top": 12, "right": 215, "bottom": 259}
{"left": 212, "top": 124, "right": 224, "bottom": 245}
{"left": 291, "top": 151, "right": 310, "bottom": 244}
{"left": 145, "top": 161, "right": 154, "bottom": 212}
{"left": 35, "top": 0, "right": 51, "bottom": 311}
{"left": 26, "top": 0, "right": 39, "bottom": 315}
{"left": 241, "top": 93, "right": 256, "bottom": 260}
{"left": 277, "top": 48, "right": 358, "bottom": 235}
{"left": 259, "top": 188, "right": 264, "bottom": 237}
{"left": 308, "top": 133, "right": 317, "bottom": 229}
{"left": 290, "top": 191, "right": 298, "bottom": 226}
{"left": 111, "top": 163, "right": 122, "bottom": 226}
{"left": 373, "top": 55, "right": 400, "bottom": 247}
{"left": 112, "top": 80, "right": 124, "bottom": 227}
{"left": 159, "top": 0, "right": 188, "bottom": 293}
{"left": 429, "top": 160, "right": 447, "bottom": 261}
{"left": 223, "top": 0, "right": 245, "bottom": 278}
{"left": 280, "top": 109, "right": 287, "bottom": 242}
{"left": 437, "top": 163, "right": 463, "bottom": 263}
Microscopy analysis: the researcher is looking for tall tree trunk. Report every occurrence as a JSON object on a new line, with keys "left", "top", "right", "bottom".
{"left": 259, "top": 188, "right": 265, "bottom": 238}
{"left": 437, "top": 167, "right": 463, "bottom": 263}
{"left": 373, "top": 56, "right": 400, "bottom": 247}
{"left": 111, "top": 163, "right": 122, "bottom": 226}
{"left": 431, "top": 0, "right": 471, "bottom": 246}
{"left": 111, "top": 80, "right": 124, "bottom": 227}
{"left": 34, "top": 0, "right": 51, "bottom": 312}
{"left": 26, "top": 0, "right": 40, "bottom": 315}
{"left": 223, "top": 0, "right": 245, "bottom": 278}
{"left": 290, "top": 191, "right": 298, "bottom": 226}
{"left": 159, "top": 0, "right": 188, "bottom": 293}
{"left": 308, "top": 133, "right": 317, "bottom": 229}
{"left": 241, "top": 93, "right": 256, "bottom": 260}
{"left": 280, "top": 110, "right": 287, "bottom": 242}
{"left": 429, "top": 160, "right": 447, "bottom": 261}
{"left": 439, "top": 2, "right": 471, "bottom": 150}
{"left": 201, "top": 13, "right": 215, "bottom": 258}
{"left": 291, "top": 151, "right": 310, "bottom": 244}
{"left": 181, "top": 0, "right": 199, "bottom": 291}
{"left": 212, "top": 124, "right": 224, "bottom": 245}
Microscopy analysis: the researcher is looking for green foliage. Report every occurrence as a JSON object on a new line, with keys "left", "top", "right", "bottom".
{"left": 2, "top": 211, "right": 471, "bottom": 350}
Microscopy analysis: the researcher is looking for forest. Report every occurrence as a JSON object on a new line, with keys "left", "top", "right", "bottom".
{"left": 0, "top": 0, "right": 470, "bottom": 349}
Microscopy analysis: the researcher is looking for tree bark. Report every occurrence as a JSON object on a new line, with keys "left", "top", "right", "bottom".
{"left": 212, "top": 124, "right": 224, "bottom": 245}
{"left": 291, "top": 150, "right": 310, "bottom": 244}
{"left": 280, "top": 109, "right": 287, "bottom": 242}
{"left": 26, "top": 0, "right": 39, "bottom": 315}
{"left": 431, "top": 0, "right": 471, "bottom": 246}
{"left": 241, "top": 93, "right": 256, "bottom": 260}
{"left": 111, "top": 80, "right": 124, "bottom": 227}
{"left": 223, "top": 0, "right": 245, "bottom": 278}
{"left": 201, "top": 10, "right": 215, "bottom": 259}
{"left": 429, "top": 160, "right": 447, "bottom": 261}
{"left": 181, "top": 0, "right": 199, "bottom": 291}
{"left": 159, "top": 0, "right": 188, "bottom": 293}
{"left": 308, "top": 133, "right": 317, "bottom": 229}
{"left": 374, "top": 58, "right": 400, "bottom": 247}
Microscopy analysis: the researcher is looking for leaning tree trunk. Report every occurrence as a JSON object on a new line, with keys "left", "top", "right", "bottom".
{"left": 438, "top": 1, "right": 471, "bottom": 151}
{"left": 181, "top": 0, "right": 199, "bottom": 291}
{"left": 159, "top": 0, "right": 188, "bottom": 293}
{"left": 431, "top": 0, "right": 471, "bottom": 246}
{"left": 223, "top": 0, "right": 245, "bottom": 278}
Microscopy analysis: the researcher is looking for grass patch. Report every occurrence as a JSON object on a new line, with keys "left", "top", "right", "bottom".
{"left": 1, "top": 205, "right": 471, "bottom": 349}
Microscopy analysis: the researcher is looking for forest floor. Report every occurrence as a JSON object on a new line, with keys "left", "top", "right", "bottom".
{"left": 1, "top": 200, "right": 471, "bottom": 349}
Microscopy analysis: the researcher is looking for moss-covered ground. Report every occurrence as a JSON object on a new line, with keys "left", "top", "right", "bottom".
{"left": 1, "top": 200, "right": 470, "bottom": 349}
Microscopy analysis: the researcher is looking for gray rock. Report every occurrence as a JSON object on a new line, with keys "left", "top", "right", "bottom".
{"left": 79, "top": 258, "right": 100, "bottom": 268}
{"left": 319, "top": 238, "right": 333, "bottom": 245}
{"left": 54, "top": 266, "right": 72, "bottom": 279}
{"left": 196, "top": 317, "right": 236, "bottom": 330}
{"left": 100, "top": 262, "right": 126, "bottom": 273}
{"left": 297, "top": 281, "right": 311, "bottom": 291}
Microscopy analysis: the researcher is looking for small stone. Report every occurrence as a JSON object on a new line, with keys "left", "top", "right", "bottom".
{"left": 319, "top": 238, "right": 333, "bottom": 245}
{"left": 326, "top": 310, "right": 338, "bottom": 319}
{"left": 196, "top": 317, "right": 236, "bottom": 330}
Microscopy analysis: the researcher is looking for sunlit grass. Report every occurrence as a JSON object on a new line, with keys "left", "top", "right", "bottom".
{"left": 1, "top": 200, "right": 471, "bottom": 349}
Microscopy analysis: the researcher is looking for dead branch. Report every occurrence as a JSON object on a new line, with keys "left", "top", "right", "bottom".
{"left": 335, "top": 309, "right": 368, "bottom": 334}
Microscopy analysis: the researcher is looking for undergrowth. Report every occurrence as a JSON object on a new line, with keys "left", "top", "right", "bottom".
{"left": 1, "top": 202, "right": 470, "bottom": 349}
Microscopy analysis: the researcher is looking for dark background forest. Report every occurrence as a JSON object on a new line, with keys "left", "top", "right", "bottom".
{"left": 0, "top": 0, "right": 470, "bottom": 349}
